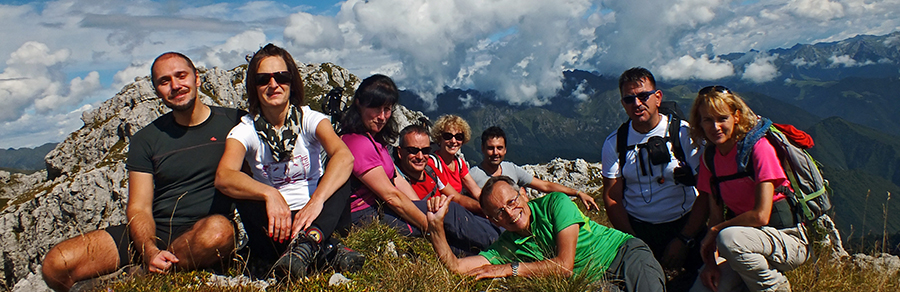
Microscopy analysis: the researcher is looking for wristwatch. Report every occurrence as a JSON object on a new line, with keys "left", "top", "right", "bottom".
{"left": 676, "top": 233, "right": 696, "bottom": 248}
{"left": 510, "top": 261, "right": 520, "bottom": 277}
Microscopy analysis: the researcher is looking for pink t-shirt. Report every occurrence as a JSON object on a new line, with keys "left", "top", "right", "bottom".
{"left": 432, "top": 154, "right": 470, "bottom": 193}
{"left": 342, "top": 133, "right": 396, "bottom": 213}
{"left": 697, "top": 138, "right": 790, "bottom": 215}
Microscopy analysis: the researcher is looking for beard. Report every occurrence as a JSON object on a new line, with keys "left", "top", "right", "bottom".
{"left": 163, "top": 89, "right": 197, "bottom": 112}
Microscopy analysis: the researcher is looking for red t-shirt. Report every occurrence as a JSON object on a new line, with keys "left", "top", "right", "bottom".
{"left": 406, "top": 159, "right": 450, "bottom": 200}
{"left": 697, "top": 138, "right": 790, "bottom": 215}
{"left": 432, "top": 154, "right": 469, "bottom": 193}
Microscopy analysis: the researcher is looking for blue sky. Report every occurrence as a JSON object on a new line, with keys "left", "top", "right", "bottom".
{"left": 0, "top": 0, "right": 898, "bottom": 149}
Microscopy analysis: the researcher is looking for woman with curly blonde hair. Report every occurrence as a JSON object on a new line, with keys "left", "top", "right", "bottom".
{"left": 430, "top": 115, "right": 482, "bottom": 199}
{"left": 689, "top": 86, "right": 808, "bottom": 292}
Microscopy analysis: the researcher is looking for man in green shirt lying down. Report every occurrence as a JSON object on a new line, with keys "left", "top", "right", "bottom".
{"left": 426, "top": 175, "right": 666, "bottom": 292}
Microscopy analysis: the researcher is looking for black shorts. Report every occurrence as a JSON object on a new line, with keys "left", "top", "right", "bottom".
{"left": 104, "top": 223, "right": 194, "bottom": 267}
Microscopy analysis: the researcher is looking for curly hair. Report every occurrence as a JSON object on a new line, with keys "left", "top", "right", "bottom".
{"left": 689, "top": 87, "right": 757, "bottom": 147}
{"left": 337, "top": 74, "right": 400, "bottom": 145}
{"left": 431, "top": 114, "right": 472, "bottom": 144}
{"left": 245, "top": 43, "right": 305, "bottom": 116}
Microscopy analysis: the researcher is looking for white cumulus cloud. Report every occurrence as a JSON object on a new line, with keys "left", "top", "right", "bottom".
{"left": 0, "top": 42, "right": 100, "bottom": 123}
{"left": 829, "top": 54, "right": 859, "bottom": 67}
{"left": 204, "top": 30, "right": 269, "bottom": 69}
{"left": 742, "top": 54, "right": 780, "bottom": 83}
{"left": 786, "top": 0, "right": 845, "bottom": 21}
{"left": 656, "top": 54, "right": 735, "bottom": 81}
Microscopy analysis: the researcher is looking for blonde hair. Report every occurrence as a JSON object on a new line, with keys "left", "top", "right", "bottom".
{"left": 431, "top": 114, "right": 472, "bottom": 144}
{"left": 689, "top": 88, "right": 757, "bottom": 147}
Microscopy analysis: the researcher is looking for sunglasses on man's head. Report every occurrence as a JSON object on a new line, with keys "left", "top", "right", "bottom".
{"left": 699, "top": 85, "right": 730, "bottom": 95}
{"left": 621, "top": 90, "right": 658, "bottom": 104}
{"left": 255, "top": 71, "right": 291, "bottom": 85}
{"left": 403, "top": 146, "right": 431, "bottom": 155}
{"left": 441, "top": 132, "right": 465, "bottom": 141}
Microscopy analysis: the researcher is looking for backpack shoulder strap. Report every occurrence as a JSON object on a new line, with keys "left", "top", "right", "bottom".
{"left": 615, "top": 120, "right": 630, "bottom": 184}
{"left": 667, "top": 114, "right": 686, "bottom": 162}
{"left": 456, "top": 155, "right": 468, "bottom": 170}
{"left": 703, "top": 146, "right": 723, "bottom": 205}
{"left": 428, "top": 154, "right": 443, "bottom": 173}
{"left": 422, "top": 164, "right": 440, "bottom": 200}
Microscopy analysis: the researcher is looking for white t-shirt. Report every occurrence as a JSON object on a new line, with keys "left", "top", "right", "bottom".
{"left": 227, "top": 106, "right": 328, "bottom": 211}
{"left": 601, "top": 114, "right": 701, "bottom": 224}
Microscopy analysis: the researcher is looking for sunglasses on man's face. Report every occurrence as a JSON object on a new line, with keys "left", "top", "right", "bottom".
{"left": 621, "top": 89, "right": 658, "bottom": 104}
{"left": 441, "top": 132, "right": 465, "bottom": 141}
{"left": 255, "top": 71, "right": 291, "bottom": 86}
{"left": 403, "top": 146, "right": 431, "bottom": 155}
{"left": 699, "top": 85, "right": 730, "bottom": 95}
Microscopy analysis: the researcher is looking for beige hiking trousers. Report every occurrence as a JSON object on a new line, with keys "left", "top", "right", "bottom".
{"left": 690, "top": 225, "right": 810, "bottom": 292}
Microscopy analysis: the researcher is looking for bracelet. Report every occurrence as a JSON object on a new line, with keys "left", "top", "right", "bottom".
{"left": 510, "top": 261, "right": 520, "bottom": 277}
{"left": 676, "top": 233, "right": 696, "bottom": 248}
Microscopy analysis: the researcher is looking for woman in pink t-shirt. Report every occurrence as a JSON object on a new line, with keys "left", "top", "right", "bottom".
{"left": 338, "top": 76, "right": 501, "bottom": 255}
{"left": 688, "top": 86, "right": 808, "bottom": 292}
{"left": 337, "top": 74, "right": 425, "bottom": 233}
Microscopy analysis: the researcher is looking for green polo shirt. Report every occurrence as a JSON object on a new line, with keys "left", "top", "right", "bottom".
{"left": 478, "top": 192, "right": 632, "bottom": 278}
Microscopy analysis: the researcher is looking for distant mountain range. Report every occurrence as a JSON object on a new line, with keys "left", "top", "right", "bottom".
{"left": 0, "top": 143, "right": 56, "bottom": 173}
{"left": 404, "top": 31, "right": 900, "bottom": 246}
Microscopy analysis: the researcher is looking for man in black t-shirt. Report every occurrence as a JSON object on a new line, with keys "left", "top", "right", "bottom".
{"left": 42, "top": 52, "right": 243, "bottom": 291}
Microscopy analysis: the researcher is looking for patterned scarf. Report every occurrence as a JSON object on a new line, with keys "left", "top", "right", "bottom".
{"left": 254, "top": 104, "right": 303, "bottom": 162}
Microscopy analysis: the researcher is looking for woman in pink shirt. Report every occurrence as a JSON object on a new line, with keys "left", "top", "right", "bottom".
{"left": 689, "top": 86, "right": 808, "bottom": 292}
{"left": 338, "top": 76, "right": 499, "bottom": 255}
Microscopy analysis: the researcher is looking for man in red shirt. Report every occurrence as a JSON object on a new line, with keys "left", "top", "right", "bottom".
{"left": 394, "top": 124, "right": 481, "bottom": 214}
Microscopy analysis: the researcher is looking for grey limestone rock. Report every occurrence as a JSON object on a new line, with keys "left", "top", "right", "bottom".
{"left": 520, "top": 158, "right": 603, "bottom": 199}
{"left": 0, "top": 62, "right": 428, "bottom": 290}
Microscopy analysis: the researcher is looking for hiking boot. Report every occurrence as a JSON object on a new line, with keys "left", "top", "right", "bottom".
{"left": 273, "top": 234, "right": 319, "bottom": 280}
{"left": 329, "top": 243, "right": 365, "bottom": 273}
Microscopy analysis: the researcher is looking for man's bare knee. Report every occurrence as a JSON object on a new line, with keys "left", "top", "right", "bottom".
{"left": 193, "top": 215, "right": 235, "bottom": 249}
{"left": 42, "top": 245, "right": 74, "bottom": 290}
{"left": 41, "top": 230, "right": 119, "bottom": 291}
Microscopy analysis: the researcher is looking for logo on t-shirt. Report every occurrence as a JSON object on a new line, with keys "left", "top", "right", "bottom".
{"left": 210, "top": 137, "right": 217, "bottom": 141}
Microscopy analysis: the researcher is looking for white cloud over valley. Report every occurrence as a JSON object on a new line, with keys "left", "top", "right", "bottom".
{"left": 1, "top": 0, "right": 900, "bottom": 148}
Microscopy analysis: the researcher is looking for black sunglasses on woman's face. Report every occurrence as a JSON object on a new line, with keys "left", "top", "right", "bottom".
{"left": 441, "top": 132, "right": 465, "bottom": 141}
{"left": 255, "top": 71, "right": 291, "bottom": 85}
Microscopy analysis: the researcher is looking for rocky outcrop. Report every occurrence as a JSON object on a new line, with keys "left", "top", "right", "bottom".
{"left": 0, "top": 170, "right": 46, "bottom": 201}
{"left": 0, "top": 62, "right": 427, "bottom": 290}
{"left": 520, "top": 158, "right": 603, "bottom": 198}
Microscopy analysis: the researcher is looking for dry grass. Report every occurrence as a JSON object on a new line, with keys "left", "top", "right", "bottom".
{"left": 787, "top": 254, "right": 900, "bottom": 291}
{"left": 89, "top": 196, "right": 898, "bottom": 292}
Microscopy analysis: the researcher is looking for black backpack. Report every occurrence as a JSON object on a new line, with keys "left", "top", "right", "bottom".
{"left": 615, "top": 101, "right": 696, "bottom": 186}
{"left": 322, "top": 87, "right": 345, "bottom": 127}
{"left": 702, "top": 117, "right": 833, "bottom": 228}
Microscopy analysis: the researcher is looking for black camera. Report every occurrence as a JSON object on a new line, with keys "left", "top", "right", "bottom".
{"left": 673, "top": 165, "right": 696, "bottom": 186}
